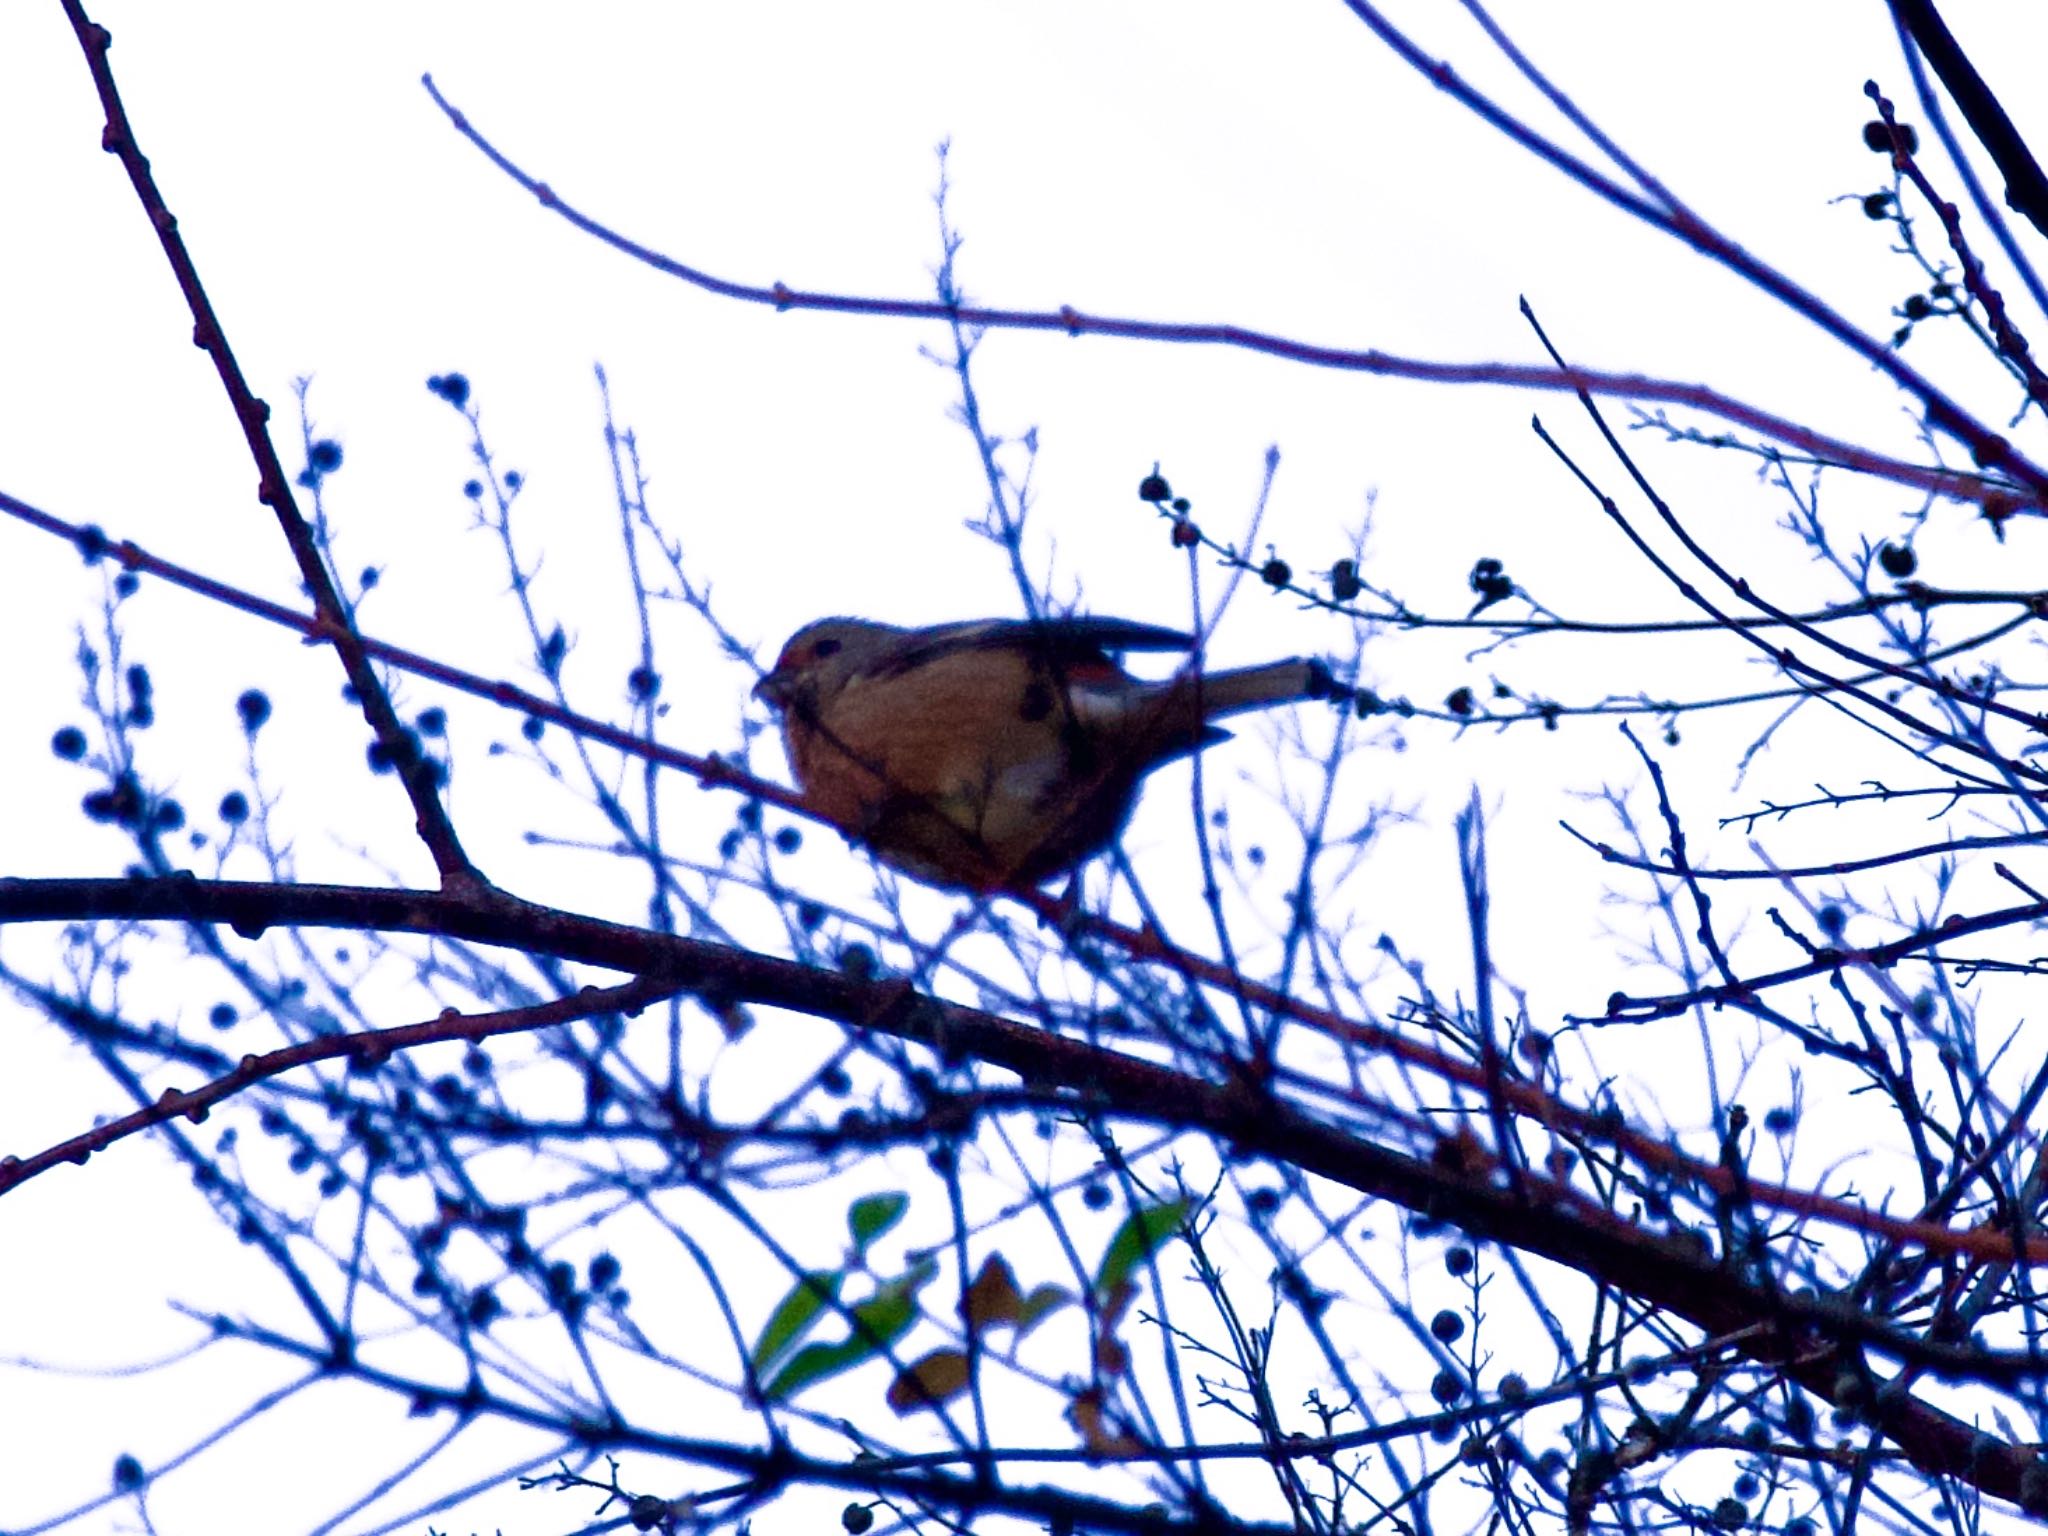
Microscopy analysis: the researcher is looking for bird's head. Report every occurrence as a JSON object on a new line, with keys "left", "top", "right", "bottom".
{"left": 753, "top": 617, "right": 900, "bottom": 712}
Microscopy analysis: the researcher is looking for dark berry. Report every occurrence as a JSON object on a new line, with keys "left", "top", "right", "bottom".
{"left": 1468, "top": 556, "right": 1512, "bottom": 609}
{"left": 82, "top": 775, "right": 144, "bottom": 826}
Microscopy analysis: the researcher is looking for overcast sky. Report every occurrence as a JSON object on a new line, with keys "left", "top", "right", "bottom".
{"left": 3, "top": 4, "right": 2046, "bottom": 1532}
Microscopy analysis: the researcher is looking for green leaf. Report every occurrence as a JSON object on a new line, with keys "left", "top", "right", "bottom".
{"left": 1017, "top": 1283, "right": 1072, "bottom": 1335}
{"left": 763, "top": 1258, "right": 937, "bottom": 1401}
{"left": 847, "top": 1191, "right": 909, "bottom": 1253}
{"left": 762, "top": 1333, "right": 877, "bottom": 1401}
{"left": 1094, "top": 1197, "right": 1189, "bottom": 1304}
{"left": 749, "top": 1270, "right": 843, "bottom": 1380}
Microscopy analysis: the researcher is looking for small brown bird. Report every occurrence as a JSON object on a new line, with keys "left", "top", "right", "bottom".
{"left": 754, "top": 615, "right": 1327, "bottom": 892}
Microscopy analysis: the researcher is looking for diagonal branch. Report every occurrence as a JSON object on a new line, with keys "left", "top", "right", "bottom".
{"left": 417, "top": 76, "right": 2038, "bottom": 516}
{"left": 3, "top": 871, "right": 2045, "bottom": 1274}
{"left": 0, "top": 977, "right": 680, "bottom": 1198}
{"left": 59, "top": 5, "right": 479, "bottom": 888}
{"left": 1889, "top": 0, "right": 2048, "bottom": 242}
{"left": 4, "top": 871, "right": 2043, "bottom": 1504}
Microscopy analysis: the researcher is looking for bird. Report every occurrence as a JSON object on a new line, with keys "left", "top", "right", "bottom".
{"left": 753, "top": 614, "right": 1329, "bottom": 893}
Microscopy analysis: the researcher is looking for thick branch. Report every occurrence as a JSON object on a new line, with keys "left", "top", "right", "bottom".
{"left": 1890, "top": 0, "right": 2048, "bottom": 241}
{"left": 3, "top": 874, "right": 2044, "bottom": 1508}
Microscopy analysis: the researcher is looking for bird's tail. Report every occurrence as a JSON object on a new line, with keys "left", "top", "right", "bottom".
{"left": 1181, "top": 657, "right": 1332, "bottom": 720}
{"left": 1081, "top": 656, "right": 1331, "bottom": 769}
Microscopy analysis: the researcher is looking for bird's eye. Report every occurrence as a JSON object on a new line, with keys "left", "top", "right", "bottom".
{"left": 812, "top": 638, "right": 842, "bottom": 659}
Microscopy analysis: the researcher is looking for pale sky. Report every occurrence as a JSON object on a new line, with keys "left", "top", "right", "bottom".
{"left": 2, "top": 4, "right": 2045, "bottom": 1531}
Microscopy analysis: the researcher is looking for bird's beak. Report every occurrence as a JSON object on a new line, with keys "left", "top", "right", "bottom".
{"left": 753, "top": 669, "right": 790, "bottom": 709}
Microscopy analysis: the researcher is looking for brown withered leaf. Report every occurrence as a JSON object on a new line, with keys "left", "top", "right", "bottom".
{"left": 963, "top": 1254, "right": 1022, "bottom": 1331}
{"left": 886, "top": 1348, "right": 971, "bottom": 1415}
{"left": 1067, "top": 1387, "right": 1145, "bottom": 1461}
{"left": 962, "top": 1253, "right": 1072, "bottom": 1340}
{"left": 1094, "top": 1331, "right": 1129, "bottom": 1378}
{"left": 1098, "top": 1279, "right": 1136, "bottom": 1331}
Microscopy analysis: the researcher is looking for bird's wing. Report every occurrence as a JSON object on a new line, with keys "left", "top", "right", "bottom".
{"left": 864, "top": 616, "right": 1193, "bottom": 681}
{"left": 1029, "top": 616, "right": 1195, "bottom": 654}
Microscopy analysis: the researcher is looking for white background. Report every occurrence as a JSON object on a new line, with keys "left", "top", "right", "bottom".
{"left": 2, "top": 3, "right": 2045, "bottom": 1532}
